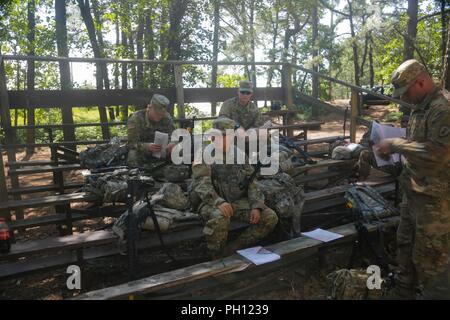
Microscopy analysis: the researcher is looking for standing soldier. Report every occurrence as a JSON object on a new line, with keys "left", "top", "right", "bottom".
{"left": 127, "top": 94, "right": 176, "bottom": 173}
{"left": 219, "top": 80, "right": 265, "bottom": 130}
{"left": 190, "top": 117, "right": 278, "bottom": 259}
{"left": 376, "top": 59, "right": 450, "bottom": 299}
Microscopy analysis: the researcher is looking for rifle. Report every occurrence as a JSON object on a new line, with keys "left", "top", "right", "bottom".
{"left": 279, "top": 134, "right": 316, "bottom": 165}
{"left": 239, "top": 161, "right": 263, "bottom": 190}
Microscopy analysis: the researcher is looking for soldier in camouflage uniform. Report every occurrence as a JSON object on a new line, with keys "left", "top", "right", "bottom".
{"left": 219, "top": 80, "right": 265, "bottom": 130}
{"left": 377, "top": 60, "right": 450, "bottom": 299}
{"left": 127, "top": 94, "right": 176, "bottom": 173}
{"left": 191, "top": 117, "right": 278, "bottom": 259}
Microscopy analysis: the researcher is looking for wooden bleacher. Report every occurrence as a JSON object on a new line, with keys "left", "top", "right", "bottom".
{"left": 0, "top": 178, "right": 395, "bottom": 278}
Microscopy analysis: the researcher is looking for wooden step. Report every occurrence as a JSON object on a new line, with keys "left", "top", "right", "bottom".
{"left": 74, "top": 216, "right": 401, "bottom": 300}
{"left": 7, "top": 212, "right": 89, "bottom": 230}
{"left": 6, "top": 160, "right": 71, "bottom": 167}
{"left": 0, "top": 192, "right": 98, "bottom": 211}
{"left": 7, "top": 182, "right": 83, "bottom": 195}
{"left": 8, "top": 164, "right": 83, "bottom": 175}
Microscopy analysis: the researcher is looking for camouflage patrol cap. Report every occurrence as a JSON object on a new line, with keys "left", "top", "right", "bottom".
{"left": 391, "top": 59, "right": 427, "bottom": 98}
{"left": 239, "top": 80, "right": 254, "bottom": 93}
{"left": 213, "top": 117, "right": 236, "bottom": 134}
{"left": 150, "top": 94, "right": 170, "bottom": 111}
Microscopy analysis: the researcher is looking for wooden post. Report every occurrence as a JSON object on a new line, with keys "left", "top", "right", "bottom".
{"left": 282, "top": 63, "right": 294, "bottom": 137}
{"left": 350, "top": 89, "right": 359, "bottom": 143}
{"left": 0, "top": 145, "right": 10, "bottom": 220}
{"left": 61, "top": 104, "right": 77, "bottom": 150}
{"left": 282, "top": 63, "right": 294, "bottom": 109}
{"left": 0, "top": 57, "right": 23, "bottom": 222}
{"left": 98, "top": 106, "right": 110, "bottom": 140}
{"left": 174, "top": 65, "right": 185, "bottom": 119}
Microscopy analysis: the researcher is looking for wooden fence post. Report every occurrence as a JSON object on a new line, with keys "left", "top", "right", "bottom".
{"left": 0, "top": 145, "right": 10, "bottom": 220}
{"left": 174, "top": 65, "right": 185, "bottom": 119}
{"left": 0, "top": 56, "right": 23, "bottom": 221}
{"left": 282, "top": 63, "right": 295, "bottom": 137}
{"left": 350, "top": 89, "right": 360, "bottom": 143}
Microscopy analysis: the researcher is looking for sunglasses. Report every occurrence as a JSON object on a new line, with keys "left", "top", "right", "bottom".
{"left": 239, "top": 91, "right": 252, "bottom": 95}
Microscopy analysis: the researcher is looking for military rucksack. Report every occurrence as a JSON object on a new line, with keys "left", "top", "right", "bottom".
{"left": 257, "top": 172, "right": 305, "bottom": 237}
{"left": 80, "top": 137, "right": 128, "bottom": 169}
{"left": 327, "top": 268, "right": 385, "bottom": 300}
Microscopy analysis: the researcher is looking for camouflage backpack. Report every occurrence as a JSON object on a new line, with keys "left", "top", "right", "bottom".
{"left": 83, "top": 168, "right": 150, "bottom": 203}
{"left": 257, "top": 172, "right": 305, "bottom": 237}
{"left": 327, "top": 268, "right": 384, "bottom": 300}
{"left": 80, "top": 137, "right": 128, "bottom": 169}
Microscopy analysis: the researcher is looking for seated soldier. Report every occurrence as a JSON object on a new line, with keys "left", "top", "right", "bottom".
{"left": 190, "top": 117, "right": 278, "bottom": 259}
{"left": 219, "top": 80, "right": 265, "bottom": 130}
{"left": 127, "top": 94, "right": 177, "bottom": 174}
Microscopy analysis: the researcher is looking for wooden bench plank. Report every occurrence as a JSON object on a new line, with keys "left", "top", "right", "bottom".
{"left": 0, "top": 192, "right": 98, "bottom": 211}
{"left": 0, "top": 221, "right": 249, "bottom": 276}
{"left": 8, "top": 164, "right": 83, "bottom": 175}
{"left": 6, "top": 160, "right": 71, "bottom": 167}
{"left": 268, "top": 122, "right": 323, "bottom": 131}
{"left": 7, "top": 182, "right": 83, "bottom": 195}
{"left": 74, "top": 216, "right": 400, "bottom": 300}
{"left": 7, "top": 212, "right": 90, "bottom": 230}
{"left": 0, "top": 230, "right": 116, "bottom": 261}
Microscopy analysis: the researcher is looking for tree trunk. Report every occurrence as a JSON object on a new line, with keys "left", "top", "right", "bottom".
{"left": 348, "top": 0, "right": 360, "bottom": 86}
{"left": 56, "top": 0, "right": 76, "bottom": 148}
{"left": 160, "top": 0, "right": 188, "bottom": 116}
{"left": 266, "top": 4, "right": 279, "bottom": 88}
{"left": 211, "top": 0, "right": 220, "bottom": 115}
{"left": 114, "top": 17, "right": 120, "bottom": 90}
{"left": 26, "top": 0, "right": 36, "bottom": 155}
{"left": 249, "top": 0, "right": 257, "bottom": 88}
{"left": 328, "top": 0, "right": 334, "bottom": 100}
{"left": 443, "top": 18, "right": 450, "bottom": 89}
{"left": 159, "top": 2, "right": 169, "bottom": 87}
{"left": 442, "top": 1, "right": 447, "bottom": 67}
{"left": 404, "top": 0, "right": 418, "bottom": 60}
{"left": 77, "top": 0, "right": 110, "bottom": 138}
{"left": 121, "top": 28, "right": 129, "bottom": 119}
{"left": 136, "top": 12, "right": 144, "bottom": 89}
{"left": 145, "top": 9, "right": 156, "bottom": 88}
{"left": 369, "top": 35, "right": 374, "bottom": 88}
{"left": 77, "top": 0, "right": 108, "bottom": 89}
{"left": 129, "top": 32, "right": 137, "bottom": 89}
{"left": 311, "top": 2, "right": 319, "bottom": 118}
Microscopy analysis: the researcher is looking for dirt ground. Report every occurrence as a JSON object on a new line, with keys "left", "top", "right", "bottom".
{"left": 0, "top": 103, "right": 400, "bottom": 300}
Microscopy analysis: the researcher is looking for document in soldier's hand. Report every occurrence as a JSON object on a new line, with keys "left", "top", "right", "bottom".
{"left": 153, "top": 131, "right": 169, "bottom": 158}
{"left": 370, "top": 121, "right": 406, "bottom": 167}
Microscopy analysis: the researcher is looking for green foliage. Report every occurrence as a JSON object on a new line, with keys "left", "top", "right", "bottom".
{"left": 217, "top": 73, "right": 246, "bottom": 88}
{"left": 383, "top": 111, "right": 402, "bottom": 123}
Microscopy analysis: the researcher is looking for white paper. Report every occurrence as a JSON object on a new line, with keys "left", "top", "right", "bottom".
{"left": 237, "top": 246, "right": 281, "bottom": 265}
{"left": 370, "top": 121, "right": 406, "bottom": 167}
{"left": 301, "top": 228, "right": 344, "bottom": 242}
{"left": 153, "top": 131, "right": 169, "bottom": 158}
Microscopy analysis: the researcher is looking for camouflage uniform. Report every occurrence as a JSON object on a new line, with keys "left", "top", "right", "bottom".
{"left": 389, "top": 60, "right": 450, "bottom": 299}
{"left": 127, "top": 94, "right": 175, "bottom": 173}
{"left": 219, "top": 81, "right": 265, "bottom": 130}
{"left": 191, "top": 118, "right": 278, "bottom": 255}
